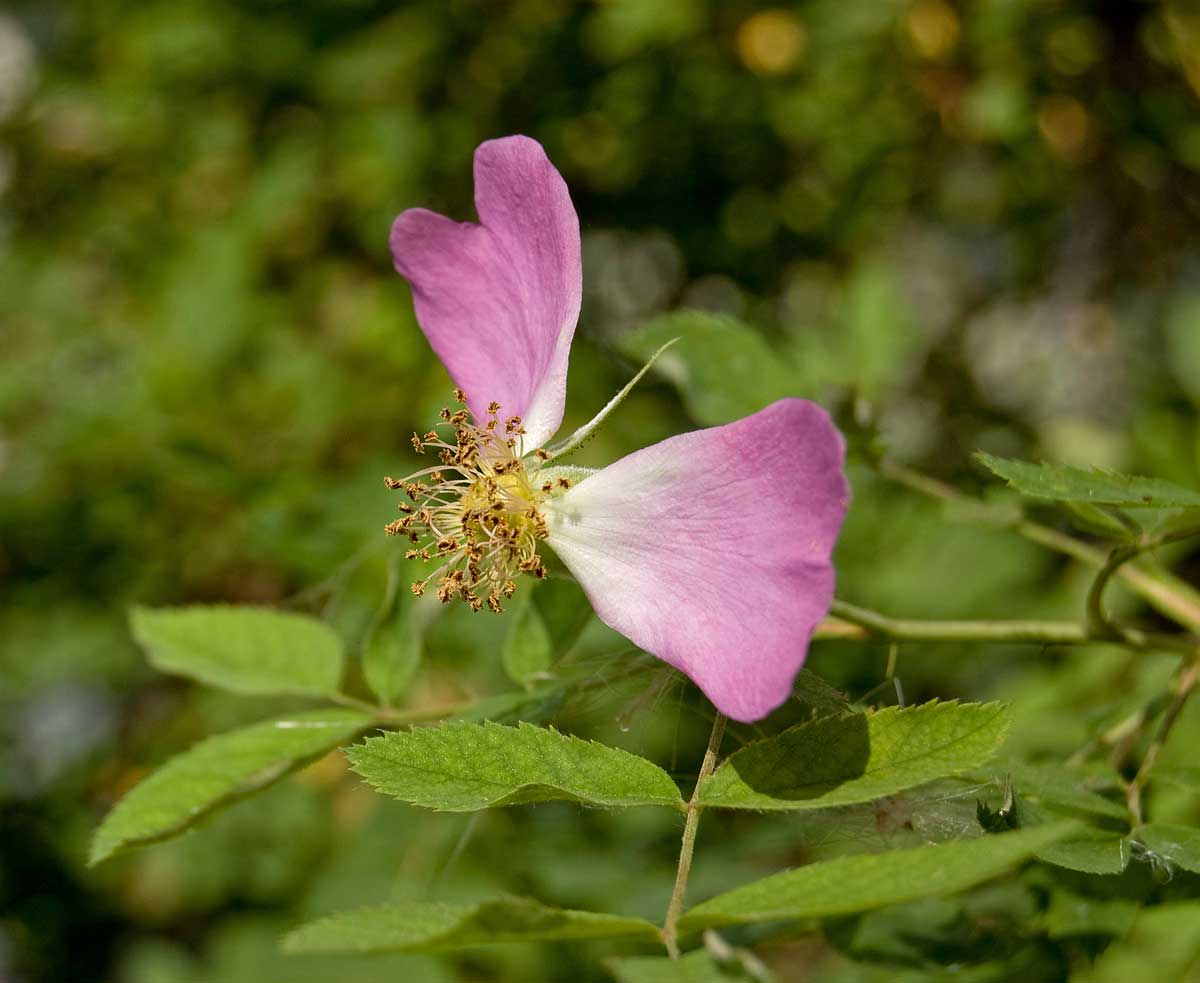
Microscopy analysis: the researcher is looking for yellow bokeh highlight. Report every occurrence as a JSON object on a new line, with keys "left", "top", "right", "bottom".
{"left": 907, "top": 0, "right": 960, "bottom": 61}
{"left": 1166, "top": 5, "right": 1200, "bottom": 100}
{"left": 736, "top": 9, "right": 807, "bottom": 76}
{"left": 1036, "top": 95, "right": 1093, "bottom": 164}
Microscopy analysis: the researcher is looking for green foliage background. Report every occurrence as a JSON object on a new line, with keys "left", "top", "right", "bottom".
{"left": 4, "top": 0, "right": 1200, "bottom": 980}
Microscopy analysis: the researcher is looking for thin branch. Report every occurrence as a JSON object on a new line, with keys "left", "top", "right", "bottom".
{"left": 824, "top": 600, "right": 1088, "bottom": 645}
{"left": 1127, "top": 657, "right": 1200, "bottom": 829}
{"left": 880, "top": 460, "right": 1200, "bottom": 633}
{"left": 819, "top": 600, "right": 1196, "bottom": 655}
{"left": 662, "top": 712, "right": 727, "bottom": 959}
{"left": 1086, "top": 525, "right": 1200, "bottom": 652}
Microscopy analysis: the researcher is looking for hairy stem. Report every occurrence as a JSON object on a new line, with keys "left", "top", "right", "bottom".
{"left": 880, "top": 460, "right": 1200, "bottom": 633}
{"left": 662, "top": 712, "right": 727, "bottom": 959}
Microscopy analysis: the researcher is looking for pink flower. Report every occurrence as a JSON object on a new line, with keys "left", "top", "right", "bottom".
{"left": 387, "top": 136, "right": 849, "bottom": 723}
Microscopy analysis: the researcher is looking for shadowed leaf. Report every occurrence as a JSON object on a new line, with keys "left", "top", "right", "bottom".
{"left": 699, "top": 701, "right": 1010, "bottom": 811}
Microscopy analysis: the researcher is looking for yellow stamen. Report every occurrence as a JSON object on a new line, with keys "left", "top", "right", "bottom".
{"left": 385, "top": 389, "right": 556, "bottom": 612}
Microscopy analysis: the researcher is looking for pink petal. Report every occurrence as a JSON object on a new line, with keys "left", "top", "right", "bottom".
{"left": 543, "top": 399, "right": 849, "bottom": 723}
{"left": 390, "top": 136, "right": 581, "bottom": 449}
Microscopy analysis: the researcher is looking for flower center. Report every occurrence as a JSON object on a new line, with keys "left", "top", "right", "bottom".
{"left": 384, "top": 389, "right": 565, "bottom": 612}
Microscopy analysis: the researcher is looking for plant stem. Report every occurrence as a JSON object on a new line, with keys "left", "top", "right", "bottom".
{"left": 329, "top": 691, "right": 472, "bottom": 725}
{"left": 879, "top": 460, "right": 1200, "bottom": 633}
{"left": 1086, "top": 526, "right": 1200, "bottom": 651}
{"left": 824, "top": 600, "right": 1088, "bottom": 644}
{"left": 1127, "top": 657, "right": 1200, "bottom": 829}
{"left": 818, "top": 600, "right": 1195, "bottom": 655}
{"left": 662, "top": 712, "right": 726, "bottom": 959}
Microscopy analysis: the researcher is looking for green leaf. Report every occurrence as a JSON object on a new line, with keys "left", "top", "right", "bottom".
{"left": 90, "top": 709, "right": 370, "bottom": 865}
{"left": 677, "top": 823, "right": 1077, "bottom": 933}
{"left": 361, "top": 562, "right": 427, "bottom": 707}
{"left": 362, "top": 613, "right": 422, "bottom": 707}
{"left": 1036, "top": 830, "right": 1130, "bottom": 875}
{"left": 698, "top": 701, "right": 1010, "bottom": 811}
{"left": 620, "top": 310, "right": 797, "bottom": 425}
{"left": 969, "top": 760, "right": 1128, "bottom": 822}
{"left": 1137, "top": 823, "right": 1200, "bottom": 874}
{"left": 791, "top": 669, "right": 852, "bottom": 717}
{"left": 347, "top": 721, "right": 685, "bottom": 811}
{"left": 1084, "top": 903, "right": 1200, "bottom": 983}
{"left": 1043, "top": 889, "right": 1137, "bottom": 939}
{"left": 1165, "top": 290, "right": 1200, "bottom": 405}
{"left": 975, "top": 453, "right": 1200, "bottom": 510}
{"left": 609, "top": 949, "right": 771, "bottom": 982}
{"left": 501, "top": 590, "right": 553, "bottom": 687}
{"left": 130, "top": 605, "right": 344, "bottom": 697}
{"left": 282, "top": 897, "right": 660, "bottom": 954}
{"left": 1062, "top": 501, "right": 1138, "bottom": 539}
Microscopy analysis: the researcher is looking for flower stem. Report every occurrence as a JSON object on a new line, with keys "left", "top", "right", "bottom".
{"left": 662, "top": 712, "right": 726, "bottom": 959}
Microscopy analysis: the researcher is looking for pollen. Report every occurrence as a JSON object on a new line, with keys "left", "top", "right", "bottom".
{"left": 384, "top": 390, "right": 558, "bottom": 611}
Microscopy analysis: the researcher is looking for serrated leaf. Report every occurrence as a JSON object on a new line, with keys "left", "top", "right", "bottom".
{"left": 1083, "top": 903, "right": 1200, "bottom": 983}
{"left": 1137, "top": 823, "right": 1200, "bottom": 873}
{"left": 1036, "top": 830, "right": 1130, "bottom": 875}
{"left": 282, "top": 897, "right": 660, "bottom": 954}
{"left": 698, "top": 701, "right": 1010, "bottom": 811}
{"left": 975, "top": 454, "right": 1200, "bottom": 510}
{"left": 677, "top": 823, "right": 1077, "bottom": 933}
{"left": 90, "top": 709, "right": 370, "bottom": 865}
{"left": 620, "top": 310, "right": 797, "bottom": 425}
{"left": 347, "top": 721, "right": 685, "bottom": 811}
{"left": 501, "top": 590, "right": 553, "bottom": 687}
{"left": 609, "top": 949, "right": 770, "bottom": 982}
{"left": 968, "top": 760, "right": 1128, "bottom": 822}
{"left": 130, "top": 605, "right": 344, "bottom": 697}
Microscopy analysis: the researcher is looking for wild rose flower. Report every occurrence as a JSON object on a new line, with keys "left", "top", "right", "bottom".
{"left": 386, "top": 136, "right": 849, "bottom": 723}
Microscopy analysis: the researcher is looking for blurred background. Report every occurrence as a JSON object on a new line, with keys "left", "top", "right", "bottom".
{"left": 4, "top": 1, "right": 1200, "bottom": 980}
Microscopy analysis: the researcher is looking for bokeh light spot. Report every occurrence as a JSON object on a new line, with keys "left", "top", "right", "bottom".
{"left": 906, "top": 0, "right": 960, "bottom": 61}
{"left": 736, "top": 10, "right": 807, "bottom": 76}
